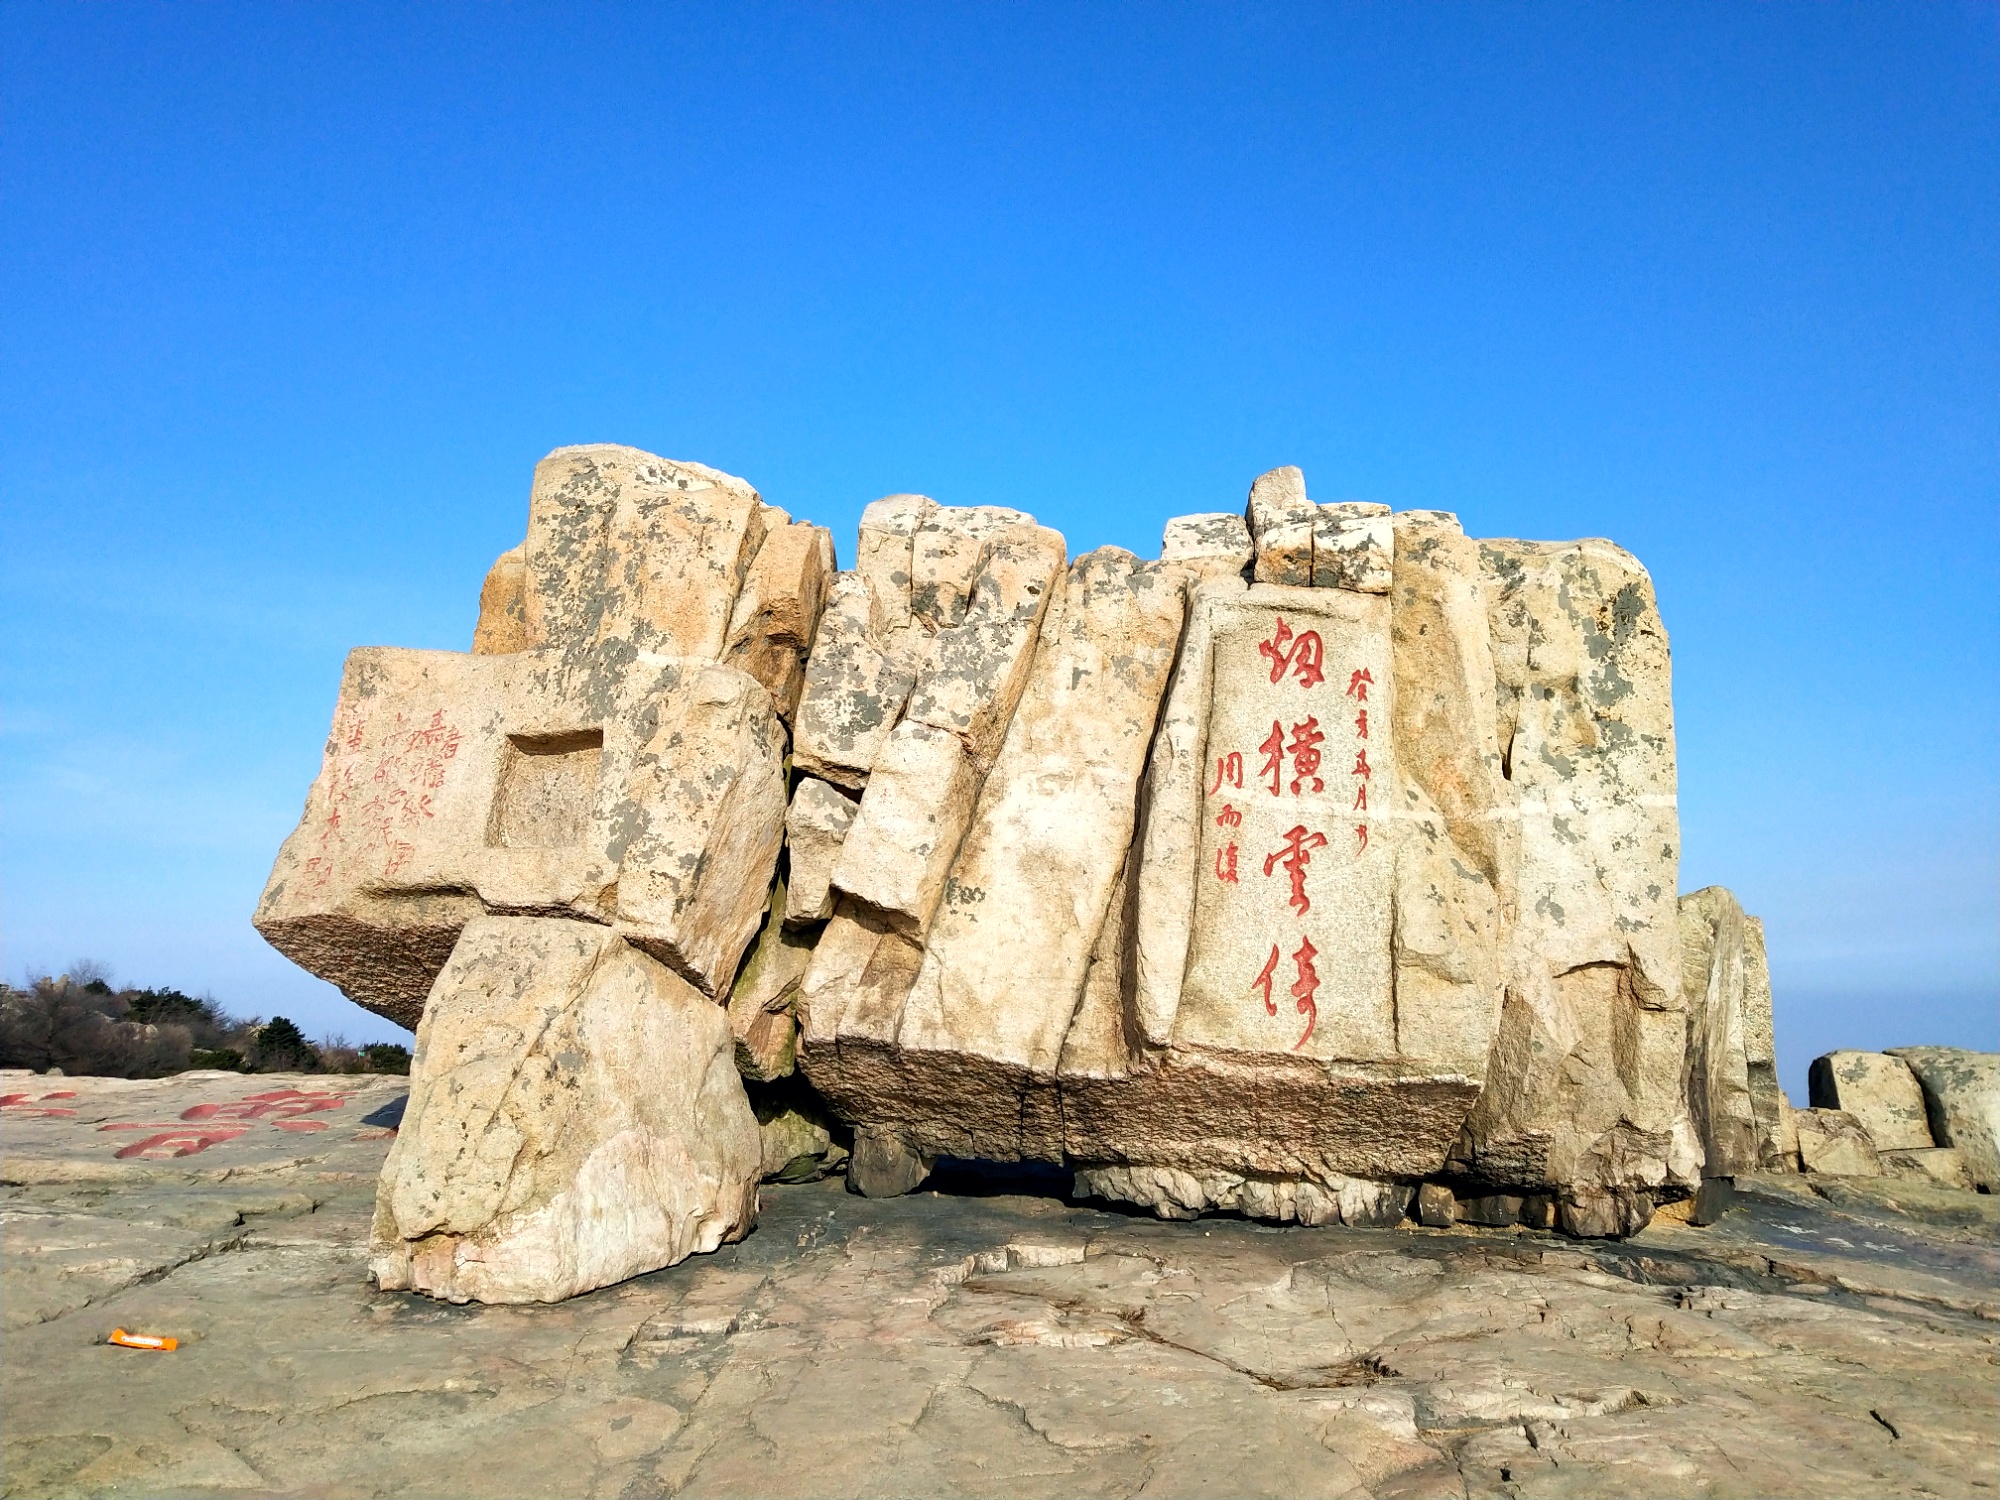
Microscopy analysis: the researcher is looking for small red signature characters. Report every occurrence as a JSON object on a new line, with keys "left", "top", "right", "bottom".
{"left": 1208, "top": 752, "right": 1243, "bottom": 795}
{"left": 1345, "top": 666, "right": 1373, "bottom": 702}
{"left": 1263, "top": 825, "right": 1327, "bottom": 917}
{"left": 1259, "top": 617, "right": 1326, "bottom": 689}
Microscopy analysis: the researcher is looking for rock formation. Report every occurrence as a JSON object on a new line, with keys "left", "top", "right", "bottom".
{"left": 255, "top": 442, "right": 1993, "bottom": 1305}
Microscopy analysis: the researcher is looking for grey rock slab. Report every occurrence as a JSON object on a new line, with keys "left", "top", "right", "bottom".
{"left": 1245, "top": 465, "right": 1315, "bottom": 586}
{"left": 371, "top": 917, "right": 761, "bottom": 1304}
{"left": 519, "top": 444, "right": 766, "bottom": 669}
{"left": 1887, "top": 1046, "right": 2000, "bottom": 1190}
{"left": 254, "top": 647, "right": 787, "bottom": 1024}
{"left": 1810, "top": 1049, "right": 1936, "bottom": 1153}
{"left": 5, "top": 1074, "right": 1997, "bottom": 1500}
{"left": 1159, "top": 511, "right": 1252, "bottom": 581}
{"left": 782, "top": 776, "right": 858, "bottom": 927}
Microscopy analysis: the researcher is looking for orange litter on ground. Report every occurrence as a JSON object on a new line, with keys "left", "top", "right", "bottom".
{"left": 107, "top": 1329, "right": 178, "bottom": 1351}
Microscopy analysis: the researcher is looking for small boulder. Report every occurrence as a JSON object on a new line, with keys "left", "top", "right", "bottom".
{"left": 1886, "top": 1046, "right": 2000, "bottom": 1192}
{"left": 1794, "top": 1108, "right": 1883, "bottom": 1177}
{"left": 1808, "top": 1050, "right": 1934, "bottom": 1152}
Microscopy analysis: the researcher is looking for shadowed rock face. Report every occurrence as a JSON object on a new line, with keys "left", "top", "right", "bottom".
{"left": 253, "top": 445, "right": 1965, "bottom": 1301}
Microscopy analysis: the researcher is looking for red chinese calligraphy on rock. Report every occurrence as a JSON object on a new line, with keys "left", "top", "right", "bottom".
{"left": 1215, "top": 844, "right": 1239, "bottom": 884}
{"left": 1213, "top": 803, "right": 1243, "bottom": 829}
{"left": 1286, "top": 718, "right": 1324, "bottom": 794}
{"left": 1263, "top": 825, "right": 1327, "bottom": 917}
{"left": 1290, "top": 936, "right": 1320, "bottom": 1051}
{"left": 1258, "top": 617, "right": 1326, "bottom": 688}
{"left": 1208, "top": 753, "right": 1243, "bottom": 795}
{"left": 1345, "top": 666, "right": 1373, "bottom": 701}
{"left": 1250, "top": 945, "right": 1280, "bottom": 1016}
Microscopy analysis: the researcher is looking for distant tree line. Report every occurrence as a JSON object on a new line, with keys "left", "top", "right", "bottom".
{"left": 0, "top": 965, "right": 410, "bottom": 1078}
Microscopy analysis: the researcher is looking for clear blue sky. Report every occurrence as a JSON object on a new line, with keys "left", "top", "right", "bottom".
{"left": 3, "top": 3, "right": 1994, "bottom": 1101}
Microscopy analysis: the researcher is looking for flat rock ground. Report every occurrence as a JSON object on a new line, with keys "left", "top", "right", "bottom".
{"left": 3, "top": 1073, "right": 1996, "bottom": 1500}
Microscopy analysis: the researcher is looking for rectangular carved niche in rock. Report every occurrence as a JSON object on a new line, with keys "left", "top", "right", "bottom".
{"left": 487, "top": 730, "right": 604, "bottom": 850}
{"left": 1175, "top": 586, "right": 1394, "bottom": 1063}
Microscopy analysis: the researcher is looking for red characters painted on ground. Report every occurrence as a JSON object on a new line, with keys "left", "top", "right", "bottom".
{"left": 180, "top": 1089, "right": 346, "bottom": 1124}
{"left": 1258, "top": 617, "right": 1326, "bottom": 688}
{"left": 1262, "top": 825, "right": 1327, "bottom": 917}
{"left": 1, "top": 1091, "right": 79, "bottom": 1118}
{"left": 101, "top": 1124, "right": 249, "bottom": 1160}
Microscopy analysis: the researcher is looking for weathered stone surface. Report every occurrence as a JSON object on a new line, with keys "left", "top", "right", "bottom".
{"left": 828, "top": 720, "right": 979, "bottom": 935}
{"left": 805, "top": 550, "right": 1189, "bottom": 1166}
{"left": 1810, "top": 1050, "right": 1935, "bottom": 1154}
{"left": 1888, "top": 1046, "right": 2000, "bottom": 1191}
{"left": 1794, "top": 1108, "right": 1883, "bottom": 1177}
{"left": 721, "top": 515, "right": 836, "bottom": 722}
{"left": 611, "top": 662, "right": 792, "bottom": 996}
{"left": 746, "top": 1079, "right": 846, "bottom": 1182}
{"left": 1075, "top": 1165, "right": 1412, "bottom": 1227}
{"left": 725, "top": 879, "right": 815, "bottom": 1083}
{"left": 793, "top": 498, "right": 1064, "bottom": 811}
{"left": 783, "top": 776, "right": 859, "bottom": 927}
{"left": 520, "top": 444, "right": 766, "bottom": 667}
{"left": 1311, "top": 501, "right": 1392, "bottom": 593}
{"left": 1883, "top": 1146, "right": 1975, "bottom": 1190}
{"left": 9, "top": 1079, "right": 1996, "bottom": 1500}
{"left": 848, "top": 1125, "right": 932, "bottom": 1197}
{"left": 471, "top": 543, "right": 532, "bottom": 654}
{"left": 1068, "top": 577, "right": 1497, "bottom": 1196}
{"left": 1383, "top": 512, "right": 1508, "bottom": 1079}
{"left": 791, "top": 573, "right": 917, "bottom": 789}
{"left": 371, "top": 917, "right": 761, "bottom": 1304}
{"left": 1245, "top": 465, "right": 1315, "bottom": 585}
{"left": 1740, "top": 912, "right": 1785, "bottom": 1166}
{"left": 1160, "top": 512, "right": 1252, "bottom": 580}
{"left": 255, "top": 648, "right": 786, "bottom": 1024}
{"left": 1451, "top": 533, "right": 1695, "bottom": 1220}
{"left": 892, "top": 552, "right": 1188, "bottom": 1149}
{"left": 1680, "top": 886, "right": 1771, "bottom": 1175}
{"left": 902, "top": 523, "right": 1067, "bottom": 771}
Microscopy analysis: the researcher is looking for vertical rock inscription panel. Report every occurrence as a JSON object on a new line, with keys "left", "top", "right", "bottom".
{"left": 1176, "top": 586, "right": 1394, "bottom": 1063}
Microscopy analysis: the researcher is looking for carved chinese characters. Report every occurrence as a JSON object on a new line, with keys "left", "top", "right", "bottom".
{"left": 1176, "top": 588, "right": 1395, "bottom": 1062}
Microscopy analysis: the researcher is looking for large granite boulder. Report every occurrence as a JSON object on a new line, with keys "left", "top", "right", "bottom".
{"left": 370, "top": 917, "right": 760, "bottom": 1304}
{"left": 1809, "top": 1050, "right": 1935, "bottom": 1153}
{"left": 1445, "top": 532, "right": 1696, "bottom": 1235}
{"left": 254, "top": 648, "right": 787, "bottom": 1026}
{"left": 1886, "top": 1047, "right": 2000, "bottom": 1191}
{"left": 261, "top": 447, "right": 1783, "bottom": 1270}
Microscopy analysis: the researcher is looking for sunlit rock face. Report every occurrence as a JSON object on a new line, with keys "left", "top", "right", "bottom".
{"left": 261, "top": 443, "right": 1823, "bottom": 1299}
